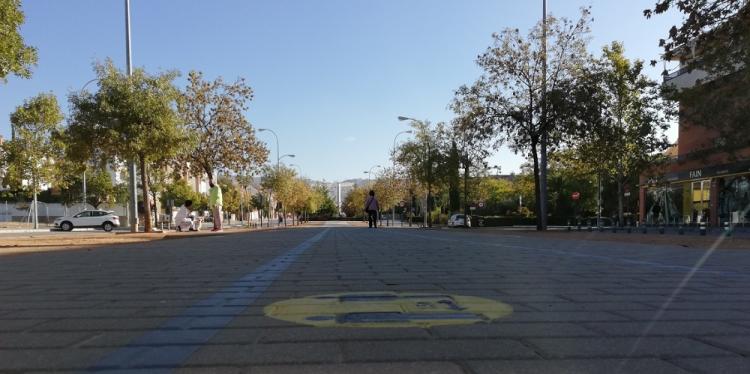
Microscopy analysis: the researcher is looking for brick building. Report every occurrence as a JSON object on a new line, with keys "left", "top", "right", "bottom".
{"left": 638, "top": 50, "right": 750, "bottom": 227}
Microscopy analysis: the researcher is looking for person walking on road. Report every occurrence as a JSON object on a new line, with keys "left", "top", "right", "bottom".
{"left": 364, "top": 190, "right": 379, "bottom": 228}
{"left": 209, "top": 179, "right": 223, "bottom": 232}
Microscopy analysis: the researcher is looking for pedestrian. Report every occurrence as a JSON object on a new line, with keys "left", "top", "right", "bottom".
{"left": 175, "top": 200, "right": 198, "bottom": 232}
{"left": 364, "top": 190, "right": 379, "bottom": 228}
{"left": 208, "top": 179, "right": 223, "bottom": 232}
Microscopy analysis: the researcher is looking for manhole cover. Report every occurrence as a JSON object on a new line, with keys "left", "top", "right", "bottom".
{"left": 264, "top": 292, "right": 513, "bottom": 328}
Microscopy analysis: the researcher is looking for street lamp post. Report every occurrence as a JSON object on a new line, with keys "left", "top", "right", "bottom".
{"left": 258, "top": 128, "right": 281, "bottom": 225}
{"left": 364, "top": 165, "right": 381, "bottom": 182}
{"left": 78, "top": 78, "right": 99, "bottom": 211}
{"left": 391, "top": 130, "right": 412, "bottom": 226}
{"left": 125, "top": 0, "right": 139, "bottom": 232}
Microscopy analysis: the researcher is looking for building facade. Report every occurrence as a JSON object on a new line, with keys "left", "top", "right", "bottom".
{"left": 639, "top": 54, "right": 750, "bottom": 227}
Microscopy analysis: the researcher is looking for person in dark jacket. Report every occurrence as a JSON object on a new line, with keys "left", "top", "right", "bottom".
{"left": 364, "top": 190, "right": 380, "bottom": 228}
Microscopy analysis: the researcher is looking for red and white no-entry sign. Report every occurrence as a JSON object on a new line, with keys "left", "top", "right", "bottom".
{"left": 571, "top": 192, "right": 580, "bottom": 200}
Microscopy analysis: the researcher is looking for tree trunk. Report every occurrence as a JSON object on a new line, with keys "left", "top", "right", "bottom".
{"left": 617, "top": 174, "right": 624, "bottom": 227}
{"left": 139, "top": 156, "right": 152, "bottom": 233}
{"left": 464, "top": 163, "right": 470, "bottom": 228}
{"left": 32, "top": 174, "right": 38, "bottom": 230}
{"left": 531, "top": 142, "right": 542, "bottom": 231}
{"left": 539, "top": 133, "right": 549, "bottom": 231}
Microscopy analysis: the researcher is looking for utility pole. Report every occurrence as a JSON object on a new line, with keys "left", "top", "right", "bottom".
{"left": 125, "top": 0, "right": 139, "bottom": 232}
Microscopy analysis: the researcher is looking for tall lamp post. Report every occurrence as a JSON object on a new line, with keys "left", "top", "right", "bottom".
{"left": 258, "top": 128, "right": 281, "bottom": 225}
{"left": 391, "top": 130, "right": 412, "bottom": 226}
{"left": 78, "top": 78, "right": 100, "bottom": 211}
{"left": 124, "top": 0, "right": 139, "bottom": 232}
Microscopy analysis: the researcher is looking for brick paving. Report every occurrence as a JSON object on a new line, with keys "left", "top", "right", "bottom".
{"left": 0, "top": 224, "right": 749, "bottom": 373}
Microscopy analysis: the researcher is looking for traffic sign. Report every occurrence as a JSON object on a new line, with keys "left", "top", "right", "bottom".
{"left": 571, "top": 192, "right": 580, "bottom": 200}
{"left": 478, "top": 201, "right": 485, "bottom": 208}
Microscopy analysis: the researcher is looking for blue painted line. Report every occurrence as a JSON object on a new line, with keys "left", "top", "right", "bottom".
{"left": 88, "top": 229, "right": 329, "bottom": 372}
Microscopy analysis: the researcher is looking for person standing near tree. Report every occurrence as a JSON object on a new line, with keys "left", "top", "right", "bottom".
{"left": 364, "top": 190, "right": 379, "bottom": 229}
{"left": 209, "top": 179, "right": 223, "bottom": 232}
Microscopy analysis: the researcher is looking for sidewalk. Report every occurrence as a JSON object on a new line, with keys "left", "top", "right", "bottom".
{"left": 0, "top": 223, "right": 297, "bottom": 255}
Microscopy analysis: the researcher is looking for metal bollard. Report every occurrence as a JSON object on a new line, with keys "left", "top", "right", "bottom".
{"left": 659, "top": 226, "right": 665, "bottom": 234}
{"left": 699, "top": 222, "right": 706, "bottom": 236}
{"left": 627, "top": 226, "right": 632, "bottom": 234}
{"left": 678, "top": 226, "right": 684, "bottom": 235}
{"left": 577, "top": 224, "right": 582, "bottom": 232}
{"left": 642, "top": 226, "right": 647, "bottom": 234}
{"left": 588, "top": 225, "right": 592, "bottom": 232}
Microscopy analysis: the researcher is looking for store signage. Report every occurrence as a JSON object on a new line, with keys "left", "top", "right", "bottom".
{"left": 689, "top": 169, "right": 703, "bottom": 179}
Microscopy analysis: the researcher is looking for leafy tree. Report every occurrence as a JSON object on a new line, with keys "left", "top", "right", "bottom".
{"left": 342, "top": 185, "right": 369, "bottom": 218}
{"left": 0, "top": 0, "right": 37, "bottom": 83}
{"left": 162, "top": 178, "right": 202, "bottom": 210}
{"left": 2, "top": 93, "right": 63, "bottom": 228}
{"left": 315, "top": 186, "right": 338, "bottom": 217}
{"left": 261, "top": 166, "right": 297, "bottom": 218}
{"left": 178, "top": 71, "right": 268, "bottom": 178}
{"left": 395, "top": 120, "right": 448, "bottom": 226}
{"left": 570, "top": 42, "right": 673, "bottom": 225}
{"left": 646, "top": 1, "right": 749, "bottom": 157}
{"left": 371, "top": 168, "right": 406, "bottom": 218}
{"left": 455, "top": 8, "right": 592, "bottom": 230}
{"left": 67, "top": 60, "right": 190, "bottom": 232}
{"left": 218, "top": 175, "right": 242, "bottom": 217}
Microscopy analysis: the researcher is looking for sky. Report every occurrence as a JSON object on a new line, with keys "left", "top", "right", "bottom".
{"left": 0, "top": 0, "right": 682, "bottom": 182}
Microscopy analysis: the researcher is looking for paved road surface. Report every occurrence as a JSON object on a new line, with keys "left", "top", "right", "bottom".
{"left": 1, "top": 223, "right": 749, "bottom": 373}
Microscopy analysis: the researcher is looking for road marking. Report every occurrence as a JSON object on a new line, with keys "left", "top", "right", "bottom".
{"left": 88, "top": 229, "right": 330, "bottom": 372}
{"left": 265, "top": 292, "right": 513, "bottom": 328}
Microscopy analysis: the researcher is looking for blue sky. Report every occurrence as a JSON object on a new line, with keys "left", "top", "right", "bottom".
{"left": 1, "top": 0, "right": 681, "bottom": 182}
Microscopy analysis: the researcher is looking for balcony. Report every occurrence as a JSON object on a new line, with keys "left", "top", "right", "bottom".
{"left": 663, "top": 66, "right": 710, "bottom": 90}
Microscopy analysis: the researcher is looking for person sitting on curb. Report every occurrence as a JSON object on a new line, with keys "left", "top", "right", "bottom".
{"left": 175, "top": 200, "right": 199, "bottom": 232}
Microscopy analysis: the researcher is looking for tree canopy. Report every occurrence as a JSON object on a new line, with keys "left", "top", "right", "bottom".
{"left": 0, "top": 0, "right": 37, "bottom": 83}
{"left": 178, "top": 71, "right": 268, "bottom": 178}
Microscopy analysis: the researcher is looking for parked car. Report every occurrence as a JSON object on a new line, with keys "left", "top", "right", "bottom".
{"left": 53, "top": 210, "right": 120, "bottom": 232}
{"left": 448, "top": 214, "right": 471, "bottom": 228}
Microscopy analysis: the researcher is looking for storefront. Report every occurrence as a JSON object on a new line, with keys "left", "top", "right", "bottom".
{"left": 640, "top": 160, "right": 750, "bottom": 227}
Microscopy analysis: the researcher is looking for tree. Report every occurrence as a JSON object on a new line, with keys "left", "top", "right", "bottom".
{"left": 162, "top": 178, "right": 203, "bottom": 210}
{"left": 342, "top": 185, "right": 369, "bottom": 219}
{"left": 570, "top": 42, "right": 673, "bottom": 226}
{"left": 2, "top": 93, "right": 63, "bottom": 228}
{"left": 67, "top": 60, "right": 190, "bottom": 232}
{"left": 372, "top": 168, "right": 405, "bottom": 219}
{"left": 456, "top": 8, "right": 592, "bottom": 230}
{"left": 0, "top": 0, "right": 37, "bottom": 83}
{"left": 395, "top": 120, "right": 448, "bottom": 226}
{"left": 218, "top": 175, "right": 242, "bottom": 218}
{"left": 261, "top": 166, "right": 297, "bottom": 219}
{"left": 646, "top": 1, "right": 749, "bottom": 157}
{"left": 178, "top": 71, "right": 268, "bottom": 179}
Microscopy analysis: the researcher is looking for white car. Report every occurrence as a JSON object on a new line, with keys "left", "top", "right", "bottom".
{"left": 53, "top": 210, "right": 120, "bottom": 232}
{"left": 448, "top": 214, "right": 471, "bottom": 228}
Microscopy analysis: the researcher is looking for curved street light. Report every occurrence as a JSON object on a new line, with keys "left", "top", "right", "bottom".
{"left": 391, "top": 130, "right": 413, "bottom": 226}
{"left": 78, "top": 78, "right": 100, "bottom": 211}
{"left": 364, "top": 164, "right": 382, "bottom": 182}
{"left": 257, "top": 128, "right": 281, "bottom": 169}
